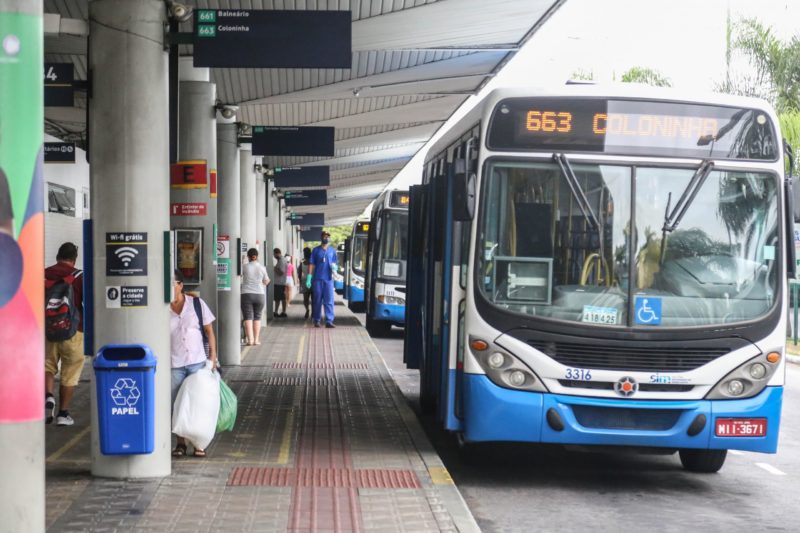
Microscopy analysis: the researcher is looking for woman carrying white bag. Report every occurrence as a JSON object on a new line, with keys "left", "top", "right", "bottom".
{"left": 169, "top": 270, "right": 218, "bottom": 457}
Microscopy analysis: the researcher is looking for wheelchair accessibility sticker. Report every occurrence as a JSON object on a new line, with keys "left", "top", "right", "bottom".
{"left": 635, "top": 297, "right": 662, "bottom": 325}
{"left": 110, "top": 378, "right": 141, "bottom": 415}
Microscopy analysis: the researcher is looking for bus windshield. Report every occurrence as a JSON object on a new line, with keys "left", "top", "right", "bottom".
{"left": 478, "top": 160, "right": 779, "bottom": 328}
{"left": 352, "top": 234, "right": 368, "bottom": 275}
{"left": 378, "top": 210, "right": 408, "bottom": 279}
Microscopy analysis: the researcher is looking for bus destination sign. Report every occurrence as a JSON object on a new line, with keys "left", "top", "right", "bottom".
{"left": 193, "top": 9, "right": 351, "bottom": 69}
{"left": 488, "top": 97, "right": 779, "bottom": 161}
{"left": 389, "top": 191, "right": 410, "bottom": 208}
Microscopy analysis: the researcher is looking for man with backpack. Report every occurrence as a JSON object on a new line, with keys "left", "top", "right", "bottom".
{"left": 44, "top": 242, "right": 84, "bottom": 426}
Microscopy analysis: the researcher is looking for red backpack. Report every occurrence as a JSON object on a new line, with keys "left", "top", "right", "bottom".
{"left": 45, "top": 270, "right": 82, "bottom": 342}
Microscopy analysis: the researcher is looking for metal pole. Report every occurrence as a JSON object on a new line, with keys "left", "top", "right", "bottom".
{"left": 0, "top": 0, "right": 45, "bottom": 528}
{"left": 88, "top": 0, "right": 171, "bottom": 478}
{"left": 216, "top": 120, "right": 241, "bottom": 365}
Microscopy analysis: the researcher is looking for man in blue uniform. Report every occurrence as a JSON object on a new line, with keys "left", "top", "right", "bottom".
{"left": 307, "top": 230, "right": 338, "bottom": 328}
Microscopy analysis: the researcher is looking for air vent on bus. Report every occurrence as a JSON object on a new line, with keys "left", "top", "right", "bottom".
{"left": 529, "top": 341, "right": 729, "bottom": 372}
{"left": 558, "top": 380, "right": 694, "bottom": 393}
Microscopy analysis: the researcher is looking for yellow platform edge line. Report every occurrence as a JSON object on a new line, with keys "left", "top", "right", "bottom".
{"left": 428, "top": 466, "right": 454, "bottom": 485}
{"left": 296, "top": 333, "right": 306, "bottom": 364}
{"left": 277, "top": 411, "right": 295, "bottom": 465}
{"left": 47, "top": 426, "right": 90, "bottom": 463}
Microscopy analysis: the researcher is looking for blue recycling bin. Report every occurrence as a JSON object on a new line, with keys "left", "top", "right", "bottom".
{"left": 94, "top": 344, "right": 157, "bottom": 455}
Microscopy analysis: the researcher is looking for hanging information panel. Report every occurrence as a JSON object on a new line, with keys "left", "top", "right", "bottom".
{"left": 253, "top": 127, "right": 334, "bottom": 157}
{"left": 283, "top": 190, "right": 327, "bottom": 207}
{"left": 274, "top": 166, "right": 330, "bottom": 188}
{"left": 193, "top": 9, "right": 351, "bottom": 69}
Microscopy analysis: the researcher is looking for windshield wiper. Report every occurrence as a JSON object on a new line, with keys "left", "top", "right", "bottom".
{"left": 659, "top": 160, "right": 715, "bottom": 264}
{"left": 661, "top": 160, "right": 715, "bottom": 233}
{"left": 553, "top": 153, "right": 600, "bottom": 231}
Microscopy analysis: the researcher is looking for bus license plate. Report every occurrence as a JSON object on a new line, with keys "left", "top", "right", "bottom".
{"left": 715, "top": 418, "right": 767, "bottom": 437}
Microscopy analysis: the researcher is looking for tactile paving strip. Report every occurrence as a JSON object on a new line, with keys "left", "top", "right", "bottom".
{"left": 228, "top": 467, "right": 421, "bottom": 488}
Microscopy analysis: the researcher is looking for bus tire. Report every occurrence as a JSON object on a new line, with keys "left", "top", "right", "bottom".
{"left": 348, "top": 301, "right": 365, "bottom": 313}
{"left": 679, "top": 449, "right": 727, "bottom": 473}
{"left": 456, "top": 433, "right": 479, "bottom": 465}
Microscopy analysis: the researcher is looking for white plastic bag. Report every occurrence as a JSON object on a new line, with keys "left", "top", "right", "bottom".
{"left": 172, "top": 362, "right": 221, "bottom": 450}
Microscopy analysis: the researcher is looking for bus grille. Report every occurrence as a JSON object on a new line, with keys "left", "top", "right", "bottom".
{"left": 558, "top": 380, "right": 694, "bottom": 393}
{"left": 528, "top": 341, "right": 729, "bottom": 372}
{"left": 572, "top": 405, "right": 682, "bottom": 431}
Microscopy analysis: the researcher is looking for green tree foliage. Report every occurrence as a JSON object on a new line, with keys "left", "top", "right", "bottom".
{"left": 717, "top": 18, "right": 800, "bottom": 174}
{"left": 303, "top": 224, "right": 351, "bottom": 249}
{"left": 619, "top": 67, "right": 672, "bottom": 87}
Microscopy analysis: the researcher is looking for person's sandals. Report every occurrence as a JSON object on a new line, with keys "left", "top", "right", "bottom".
{"left": 193, "top": 448, "right": 207, "bottom": 458}
{"left": 172, "top": 443, "right": 187, "bottom": 457}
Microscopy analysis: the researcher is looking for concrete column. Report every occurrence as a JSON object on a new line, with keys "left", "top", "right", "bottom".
{"left": 264, "top": 180, "right": 277, "bottom": 320}
{"left": 216, "top": 120, "right": 241, "bottom": 365}
{"left": 239, "top": 148, "right": 256, "bottom": 258}
{"left": 88, "top": 0, "right": 171, "bottom": 478}
{"left": 0, "top": 1, "right": 45, "bottom": 528}
{"left": 172, "top": 58, "right": 218, "bottom": 316}
{"left": 255, "top": 168, "right": 267, "bottom": 326}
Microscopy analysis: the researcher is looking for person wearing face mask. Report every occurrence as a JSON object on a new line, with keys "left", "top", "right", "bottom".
{"left": 306, "top": 230, "right": 338, "bottom": 328}
{"left": 272, "top": 248, "right": 288, "bottom": 318}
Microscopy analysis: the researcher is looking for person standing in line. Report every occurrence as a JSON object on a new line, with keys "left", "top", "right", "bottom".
{"left": 298, "top": 247, "right": 313, "bottom": 319}
{"left": 306, "top": 230, "right": 338, "bottom": 328}
{"left": 170, "top": 270, "right": 217, "bottom": 457}
{"left": 241, "top": 248, "right": 270, "bottom": 345}
{"left": 272, "top": 248, "right": 288, "bottom": 318}
{"left": 284, "top": 255, "right": 296, "bottom": 311}
{"left": 44, "top": 243, "right": 84, "bottom": 426}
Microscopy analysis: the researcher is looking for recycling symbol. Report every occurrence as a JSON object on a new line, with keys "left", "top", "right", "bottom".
{"left": 110, "top": 378, "right": 141, "bottom": 407}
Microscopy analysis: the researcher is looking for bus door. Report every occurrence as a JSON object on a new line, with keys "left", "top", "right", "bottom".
{"left": 343, "top": 237, "right": 351, "bottom": 300}
{"left": 404, "top": 185, "right": 425, "bottom": 369}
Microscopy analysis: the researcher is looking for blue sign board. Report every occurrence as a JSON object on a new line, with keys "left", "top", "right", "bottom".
{"left": 300, "top": 228, "right": 324, "bottom": 241}
{"left": 274, "top": 166, "right": 330, "bottom": 188}
{"left": 634, "top": 296, "right": 662, "bottom": 325}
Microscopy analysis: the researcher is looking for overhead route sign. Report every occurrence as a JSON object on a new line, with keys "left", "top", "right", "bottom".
{"left": 283, "top": 190, "right": 327, "bottom": 207}
{"left": 274, "top": 166, "right": 330, "bottom": 188}
{"left": 289, "top": 213, "right": 325, "bottom": 226}
{"left": 300, "top": 228, "right": 325, "bottom": 241}
{"left": 44, "top": 63, "right": 74, "bottom": 107}
{"left": 253, "top": 127, "right": 334, "bottom": 157}
{"left": 193, "top": 9, "right": 352, "bottom": 69}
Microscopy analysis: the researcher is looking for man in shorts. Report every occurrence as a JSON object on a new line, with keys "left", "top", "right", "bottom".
{"left": 44, "top": 243, "right": 84, "bottom": 426}
{"left": 272, "top": 248, "right": 288, "bottom": 317}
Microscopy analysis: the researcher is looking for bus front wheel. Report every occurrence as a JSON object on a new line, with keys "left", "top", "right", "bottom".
{"left": 679, "top": 449, "right": 727, "bottom": 473}
{"left": 366, "top": 315, "right": 392, "bottom": 337}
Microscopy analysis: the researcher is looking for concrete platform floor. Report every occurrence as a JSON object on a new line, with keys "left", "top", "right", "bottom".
{"left": 44, "top": 300, "right": 478, "bottom": 532}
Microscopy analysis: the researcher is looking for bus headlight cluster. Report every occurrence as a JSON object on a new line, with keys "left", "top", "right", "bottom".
{"left": 353, "top": 278, "right": 364, "bottom": 289}
{"left": 706, "top": 351, "right": 781, "bottom": 400}
{"left": 377, "top": 294, "right": 405, "bottom": 305}
{"left": 469, "top": 336, "right": 548, "bottom": 393}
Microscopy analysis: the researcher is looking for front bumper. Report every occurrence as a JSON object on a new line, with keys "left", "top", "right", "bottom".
{"left": 348, "top": 286, "right": 364, "bottom": 303}
{"left": 373, "top": 302, "right": 405, "bottom": 325}
{"left": 462, "top": 373, "right": 782, "bottom": 453}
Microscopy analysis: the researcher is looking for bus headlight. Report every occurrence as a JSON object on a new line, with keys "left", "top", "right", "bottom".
{"left": 706, "top": 351, "right": 781, "bottom": 400}
{"left": 353, "top": 278, "right": 364, "bottom": 289}
{"left": 377, "top": 294, "right": 405, "bottom": 305}
{"left": 470, "top": 336, "right": 548, "bottom": 393}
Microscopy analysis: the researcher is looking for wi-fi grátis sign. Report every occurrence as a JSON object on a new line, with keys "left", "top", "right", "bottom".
{"left": 106, "top": 233, "right": 148, "bottom": 276}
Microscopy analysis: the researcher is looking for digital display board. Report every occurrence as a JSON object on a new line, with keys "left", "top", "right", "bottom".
{"left": 274, "top": 166, "right": 330, "bottom": 188}
{"left": 389, "top": 191, "right": 410, "bottom": 208}
{"left": 300, "top": 228, "right": 324, "bottom": 241}
{"left": 253, "top": 126, "right": 335, "bottom": 157}
{"left": 355, "top": 221, "right": 370, "bottom": 234}
{"left": 488, "top": 97, "right": 779, "bottom": 161}
{"left": 193, "top": 9, "right": 351, "bottom": 69}
{"left": 283, "top": 190, "right": 327, "bottom": 207}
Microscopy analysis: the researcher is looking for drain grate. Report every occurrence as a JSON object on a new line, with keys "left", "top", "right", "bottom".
{"left": 228, "top": 467, "right": 420, "bottom": 488}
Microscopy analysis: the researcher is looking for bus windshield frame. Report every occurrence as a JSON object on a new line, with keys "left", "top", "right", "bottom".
{"left": 474, "top": 155, "right": 783, "bottom": 332}
{"left": 376, "top": 208, "right": 409, "bottom": 281}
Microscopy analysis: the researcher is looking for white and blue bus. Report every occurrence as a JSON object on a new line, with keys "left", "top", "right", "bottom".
{"left": 405, "top": 86, "right": 794, "bottom": 473}
{"left": 344, "top": 219, "right": 370, "bottom": 312}
{"left": 365, "top": 190, "right": 410, "bottom": 337}
{"left": 334, "top": 243, "right": 345, "bottom": 295}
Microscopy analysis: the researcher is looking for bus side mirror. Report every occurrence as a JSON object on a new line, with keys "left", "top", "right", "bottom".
{"left": 453, "top": 169, "right": 476, "bottom": 221}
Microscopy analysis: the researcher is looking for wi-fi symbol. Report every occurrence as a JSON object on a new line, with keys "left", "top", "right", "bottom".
{"left": 115, "top": 247, "right": 139, "bottom": 267}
